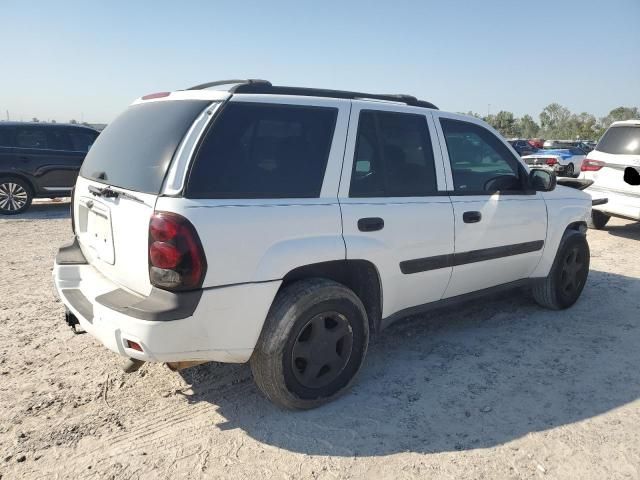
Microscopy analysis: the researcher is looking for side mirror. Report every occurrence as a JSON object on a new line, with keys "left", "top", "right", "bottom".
{"left": 529, "top": 168, "right": 556, "bottom": 192}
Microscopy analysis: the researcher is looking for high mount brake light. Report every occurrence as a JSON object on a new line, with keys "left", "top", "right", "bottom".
{"left": 141, "top": 92, "right": 171, "bottom": 100}
{"left": 148, "top": 212, "right": 207, "bottom": 291}
{"left": 581, "top": 159, "right": 605, "bottom": 172}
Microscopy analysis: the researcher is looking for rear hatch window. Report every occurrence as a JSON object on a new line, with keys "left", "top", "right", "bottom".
{"left": 596, "top": 125, "right": 640, "bottom": 155}
{"left": 80, "top": 100, "right": 211, "bottom": 194}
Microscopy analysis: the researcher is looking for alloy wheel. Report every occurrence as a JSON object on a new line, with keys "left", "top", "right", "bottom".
{"left": 560, "top": 246, "right": 587, "bottom": 295}
{"left": 0, "top": 182, "right": 29, "bottom": 212}
{"left": 291, "top": 311, "right": 354, "bottom": 389}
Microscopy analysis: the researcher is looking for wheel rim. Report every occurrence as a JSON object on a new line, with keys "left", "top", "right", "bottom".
{"left": 0, "top": 182, "right": 28, "bottom": 212}
{"left": 291, "top": 311, "right": 354, "bottom": 389}
{"left": 560, "top": 246, "right": 587, "bottom": 296}
{"left": 566, "top": 164, "right": 574, "bottom": 176}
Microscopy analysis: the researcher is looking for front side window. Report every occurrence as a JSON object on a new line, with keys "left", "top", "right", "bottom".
{"left": 187, "top": 102, "right": 338, "bottom": 198}
{"left": 349, "top": 110, "right": 437, "bottom": 197}
{"left": 16, "top": 128, "right": 48, "bottom": 149}
{"left": 440, "top": 118, "right": 523, "bottom": 193}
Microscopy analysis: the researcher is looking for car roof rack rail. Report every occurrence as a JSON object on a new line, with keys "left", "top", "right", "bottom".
{"left": 187, "top": 79, "right": 438, "bottom": 110}
{"left": 187, "top": 79, "right": 272, "bottom": 91}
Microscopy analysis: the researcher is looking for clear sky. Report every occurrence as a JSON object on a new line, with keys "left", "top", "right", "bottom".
{"left": 1, "top": 0, "right": 638, "bottom": 123}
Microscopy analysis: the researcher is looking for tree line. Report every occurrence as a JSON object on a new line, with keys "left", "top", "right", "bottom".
{"left": 464, "top": 105, "right": 639, "bottom": 140}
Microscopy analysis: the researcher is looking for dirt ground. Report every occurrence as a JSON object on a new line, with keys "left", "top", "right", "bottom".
{"left": 1, "top": 200, "right": 639, "bottom": 480}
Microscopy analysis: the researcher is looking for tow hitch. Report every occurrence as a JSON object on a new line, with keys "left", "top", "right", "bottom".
{"left": 65, "top": 309, "right": 85, "bottom": 334}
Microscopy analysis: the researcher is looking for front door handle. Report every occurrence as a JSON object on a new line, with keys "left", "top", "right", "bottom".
{"left": 358, "top": 217, "right": 384, "bottom": 232}
{"left": 463, "top": 211, "right": 482, "bottom": 223}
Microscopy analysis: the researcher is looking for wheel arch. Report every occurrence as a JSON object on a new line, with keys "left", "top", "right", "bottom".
{"left": 0, "top": 172, "right": 37, "bottom": 196}
{"left": 279, "top": 260, "right": 383, "bottom": 333}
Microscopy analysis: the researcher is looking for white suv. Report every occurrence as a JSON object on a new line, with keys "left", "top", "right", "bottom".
{"left": 53, "top": 80, "right": 592, "bottom": 409}
{"left": 581, "top": 120, "right": 640, "bottom": 228}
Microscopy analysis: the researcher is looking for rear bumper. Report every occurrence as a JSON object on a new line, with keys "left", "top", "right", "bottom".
{"left": 53, "top": 239, "right": 281, "bottom": 363}
{"left": 586, "top": 187, "right": 640, "bottom": 221}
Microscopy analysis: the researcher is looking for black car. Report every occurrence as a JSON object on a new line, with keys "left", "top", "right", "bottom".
{"left": 0, "top": 122, "right": 99, "bottom": 214}
{"left": 509, "top": 139, "right": 537, "bottom": 156}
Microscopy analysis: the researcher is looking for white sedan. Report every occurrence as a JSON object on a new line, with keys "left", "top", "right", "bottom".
{"left": 522, "top": 147, "right": 586, "bottom": 177}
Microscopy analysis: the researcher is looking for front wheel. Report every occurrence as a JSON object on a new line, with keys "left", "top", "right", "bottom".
{"left": 0, "top": 178, "right": 33, "bottom": 215}
{"left": 250, "top": 279, "right": 369, "bottom": 409}
{"left": 532, "top": 233, "right": 590, "bottom": 310}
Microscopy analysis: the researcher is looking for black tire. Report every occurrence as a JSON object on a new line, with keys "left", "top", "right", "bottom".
{"left": 586, "top": 210, "right": 610, "bottom": 230}
{"left": 0, "top": 177, "right": 33, "bottom": 215}
{"left": 250, "top": 278, "right": 369, "bottom": 409}
{"left": 565, "top": 163, "right": 575, "bottom": 177}
{"left": 532, "top": 232, "right": 590, "bottom": 310}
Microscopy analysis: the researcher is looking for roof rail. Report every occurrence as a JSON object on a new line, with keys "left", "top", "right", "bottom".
{"left": 187, "top": 79, "right": 272, "bottom": 91}
{"left": 186, "top": 80, "right": 438, "bottom": 110}
{"left": 233, "top": 84, "right": 438, "bottom": 109}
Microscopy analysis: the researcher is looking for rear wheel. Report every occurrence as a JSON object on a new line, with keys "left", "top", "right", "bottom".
{"left": 532, "top": 233, "right": 590, "bottom": 309}
{"left": 250, "top": 278, "right": 369, "bottom": 409}
{"left": 587, "top": 210, "right": 610, "bottom": 230}
{"left": 565, "top": 163, "right": 575, "bottom": 177}
{"left": 0, "top": 178, "right": 32, "bottom": 215}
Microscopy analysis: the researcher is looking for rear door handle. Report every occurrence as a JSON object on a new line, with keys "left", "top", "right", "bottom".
{"left": 463, "top": 211, "right": 482, "bottom": 223}
{"left": 358, "top": 217, "right": 384, "bottom": 232}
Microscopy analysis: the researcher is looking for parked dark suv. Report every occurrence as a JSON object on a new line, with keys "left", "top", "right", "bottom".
{"left": 0, "top": 122, "right": 99, "bottom": 214}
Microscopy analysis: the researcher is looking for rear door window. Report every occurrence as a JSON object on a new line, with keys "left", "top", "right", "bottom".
{"left": 16, "top": 127, "right": 49, "bottom": 149}
{"left": 80, "top": 100, "right": 210, "bottom": 194}
{"left": 187, "top": 102, "right": 338, "bottom": 198}
{"left": 48, "top": 129, "right": 73, "bottom": 151}
{"left": 596, "top": 126, "right": 640, "bottom": 155}
{"left": 349, "top": 110, "right": 437, "bottom": 197}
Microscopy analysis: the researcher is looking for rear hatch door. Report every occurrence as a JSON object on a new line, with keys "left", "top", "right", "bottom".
{"left": 588, "top": 124, "right": 640, "bottom": 195}
{"left": 74, "top": 98, "right": 213, "bottom": 296}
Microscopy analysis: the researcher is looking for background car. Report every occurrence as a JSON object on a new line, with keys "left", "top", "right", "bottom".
{"left": 581, "top": 119, "right": 640, "bottom": 228}
{"left": 0, "top": 122, "right": 99, "bottom": 214}
{"left": 509, "top": 139, "right": 538, "bottom": 156}
{"left": 521, "top": 144, "right": 587, "bottom": 177}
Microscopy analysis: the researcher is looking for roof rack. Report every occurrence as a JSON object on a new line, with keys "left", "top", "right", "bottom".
{"left": 186, "top": 79, "right": 438, "bottom": 110}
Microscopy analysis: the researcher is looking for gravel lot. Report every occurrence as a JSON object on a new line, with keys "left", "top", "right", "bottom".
{"left": 1, "top": 200, "right": 639, "bottom": 479}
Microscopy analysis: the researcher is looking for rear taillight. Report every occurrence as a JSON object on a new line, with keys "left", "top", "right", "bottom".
{"left": 544, "top": 157, "right": 558, "bottom": 166}
{"left": 581, "top": 159, "right": 605, "bottom": 172}
{"left": 148, "top": 212, "right": 207, "bottom": 291}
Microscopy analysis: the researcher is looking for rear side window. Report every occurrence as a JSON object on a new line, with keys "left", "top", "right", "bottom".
{"left": 16, "top": 128, "right": 48, "bottom": 149}
{"left": 596, "top": 126, "right": 640, "bottom": 155}
{"left": 48, "top": 129, "right": 73, "bottom": 150}
{"left": 349, "top": 110, "right": 437, "bottom": 197}
{"left": 69, "top": 130, "right": 98, "bottom": 152}
{"left": 187, "top": 102, "right": 337, "bottom": 198}
{"left": 80, "top": 100, "right": 210, "bottom": 194}
{"left": 440, "top": 118, "right": 523, "bottom": 193}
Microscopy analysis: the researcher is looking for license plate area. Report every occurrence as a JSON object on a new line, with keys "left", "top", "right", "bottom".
{"left": 77, "top": 197, "right": 115, "bottom": 265}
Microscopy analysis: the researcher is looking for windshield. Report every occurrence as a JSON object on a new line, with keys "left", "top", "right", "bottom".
{"left": 596, "top": 126, "right": 640, "bottom": 155}
{"left": 80, "top": 100, "right": 211, "bottom": 193}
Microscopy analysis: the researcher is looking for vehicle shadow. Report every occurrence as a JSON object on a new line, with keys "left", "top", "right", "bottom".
{"left": 2, "top": 200, "right": 71, "bottom": 220}
{"left": 605, "top": 220, "right": 640, "bottom": 241}
{"left": 179, "top": 269, "right": 640, "bottom": 456}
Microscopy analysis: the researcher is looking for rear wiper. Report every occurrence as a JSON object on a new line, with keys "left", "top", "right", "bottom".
{"left": 88, "top": 185, "right": 146, "bottom": 204}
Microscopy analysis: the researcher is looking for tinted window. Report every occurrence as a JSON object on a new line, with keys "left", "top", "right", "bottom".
{"left": 187, "top": 102, "right": 337, "bottom": 198}
{"left": 69, "top": 130, "right": 98, "bottom": 152}
{"left": 440, "top": 118, "right": 523, "bottom": 193}
{"left": 0, "top": 128, "right": 13, "bottom": 148}
{"left": 80, "top": 100, "right": 210, "bottom": 194}
{"left": 48, "top": 129, "right": 73, "bottom": 150}
{"left": 596, "top": 126, "right": 640, "bottom": 155}
{"left": 349, "top": 110, "right": 437, "bottom": 197}
{"left": 16, "top": 127, "right": 48, "bottom": 149}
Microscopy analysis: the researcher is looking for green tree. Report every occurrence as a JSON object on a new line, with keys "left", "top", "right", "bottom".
{"left": 31, "top": 117, "right": 39, "bottom": 123}
{"left": 485, "top": 111, "right": 521, "bottom": 138}
{"left": 518, "top": 114, "right": 540, "bottom": 138}
{"left": 570, "top": 112, "right": 599, "bottom": 140}
{"left": 69, "top": 119, "right": 78, "bottom": 124}
{"left": 540, "top": 103, "right": 572, "bottom": 138}
{"left": 600, "top": 106, "right": 640, "bottom": 129}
